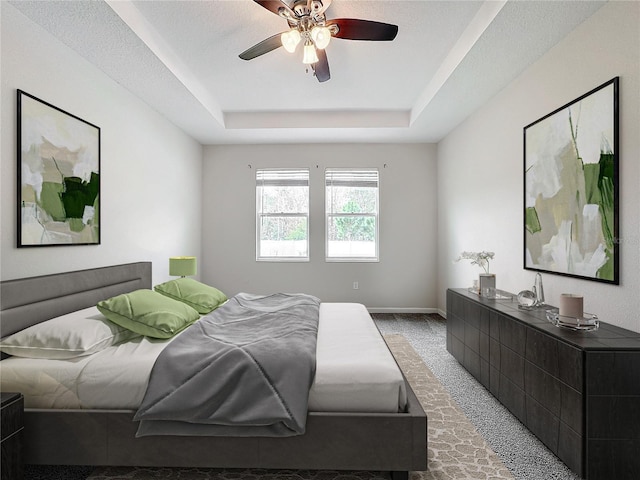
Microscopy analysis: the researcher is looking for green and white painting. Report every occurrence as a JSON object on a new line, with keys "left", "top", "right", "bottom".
{"left": 18, "top": 90, "right": 100, "bottom": 246}
{"left": 524, "top": 78, "right": 618, "bottom": 284}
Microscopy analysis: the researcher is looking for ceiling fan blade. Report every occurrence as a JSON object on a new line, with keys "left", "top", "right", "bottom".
{"left": 314, "top": 49, "right": 330, "bottom": 82}
{"left": 327, "top": 18, "right": 398, "bottom": 41}
{"left": 254, "top": 1, "right": 296, "bottom": 18}
{"left": 239, "top": 33, "right": 284, "bottom": 60}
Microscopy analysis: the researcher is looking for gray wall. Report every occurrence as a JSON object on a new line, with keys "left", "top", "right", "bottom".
{"left": 1, "top": 3, "right": 203, "bottom": 286}
{"left": 437, "top": 1, "right": 640, "bottom": 332}
{"left": 202, "top": 143, "right": 437, "bottom": 311}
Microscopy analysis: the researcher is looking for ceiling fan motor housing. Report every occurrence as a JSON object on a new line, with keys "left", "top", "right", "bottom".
{"left": 286, "top": 0, "right": 328, "bottom": 28}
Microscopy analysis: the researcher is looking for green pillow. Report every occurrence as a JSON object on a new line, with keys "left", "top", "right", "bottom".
{"left": 154, "top": 278, "right": 227, "bottom": 314}
{"left": 97, "top": 289, "right": 200, "bottom": 339}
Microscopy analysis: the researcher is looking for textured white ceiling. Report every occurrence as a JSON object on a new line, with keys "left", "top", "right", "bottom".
{"left": 10, "top": 0, "right": 606, "bottom": 145}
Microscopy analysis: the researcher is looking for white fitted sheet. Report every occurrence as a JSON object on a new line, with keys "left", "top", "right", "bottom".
{"left": 0, "top": 303, "right": 406, "bottom": 413}
{"left": 309, "top": 303, "right": 407, "bottom": 412}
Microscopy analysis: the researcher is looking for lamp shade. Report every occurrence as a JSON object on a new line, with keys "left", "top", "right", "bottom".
{"left": 281, "top": 29, "right": 301, "bottom": 53}
{"left": 169, "top": 256, "right": 197, "bottom": 277}
{"left": 302, "top": 42, "right": 319, "bottom": 64}
{"left": 311, "top": 26, "right": 331, "bottom": 50}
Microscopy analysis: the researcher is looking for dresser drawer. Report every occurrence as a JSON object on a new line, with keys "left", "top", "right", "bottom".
{"left": 1, "top": 392, "right": 24, "bottom": 480}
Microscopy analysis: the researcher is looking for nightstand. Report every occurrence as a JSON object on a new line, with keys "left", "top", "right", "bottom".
{"left": 1, "top": 392, "right": 24, "bottom": 480}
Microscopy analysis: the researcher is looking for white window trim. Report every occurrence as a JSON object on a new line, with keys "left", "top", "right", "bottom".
{"left": 325, "top": 168, "right": 380, "bottom": 263}
{"left": 256, "top": 168, "right": 310, "bottom": 262}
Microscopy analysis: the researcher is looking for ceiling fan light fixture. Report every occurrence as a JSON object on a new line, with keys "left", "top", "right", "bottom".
{"left": 302, "top": 41, "right": 319, "bottom": 64}
{"left": 281, "top": 29, "right": 301, "bottom": 53}
{"left": 242, "top": 1, "right": 399, "bottom": 83}
{"left": 311, "top": 25, "right": 331, "bottom": 49}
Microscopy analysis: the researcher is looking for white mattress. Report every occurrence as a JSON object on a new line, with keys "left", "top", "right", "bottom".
{"left": 0, "top": 303, "right": 406, "bottom": 413}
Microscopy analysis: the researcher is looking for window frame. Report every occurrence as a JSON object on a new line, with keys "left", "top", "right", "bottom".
{"left": 256, "top": 168, "right": 310, "bottom": 262}
{"left": 325, "top": 167, "right": 380, "bottom": 263}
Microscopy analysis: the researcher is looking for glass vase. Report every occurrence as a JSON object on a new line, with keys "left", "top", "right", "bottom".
{"left": 479, "top": 273, "right": 496, "bottom": 297}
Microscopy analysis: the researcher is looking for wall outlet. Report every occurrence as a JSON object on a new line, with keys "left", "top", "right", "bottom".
{"left": 353, "top": 281, "right": 359, "bottom": 290}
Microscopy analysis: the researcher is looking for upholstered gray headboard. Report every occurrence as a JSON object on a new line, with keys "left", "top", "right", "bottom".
{"left": 0, "top": 262, "right": 151, "bottom": 339}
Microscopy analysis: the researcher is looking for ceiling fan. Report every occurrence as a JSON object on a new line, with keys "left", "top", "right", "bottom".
{"left": 239, "top": 0, "right": 398, "bottom": 82}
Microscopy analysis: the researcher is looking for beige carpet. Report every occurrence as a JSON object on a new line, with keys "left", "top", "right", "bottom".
{"left": 88, "top": 335, "right": 512, "bottom": 480}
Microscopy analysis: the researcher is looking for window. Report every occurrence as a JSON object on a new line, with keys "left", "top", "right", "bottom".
{"left": 256, "top": 169, "right": 309, "bottom": 261}
{"left": 325, "top": 168, "right": 379, "bottom": 261}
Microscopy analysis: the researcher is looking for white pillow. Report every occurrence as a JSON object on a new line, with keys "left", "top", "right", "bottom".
{"left": 0, "top": 306, "right": 140, "bottom": 359}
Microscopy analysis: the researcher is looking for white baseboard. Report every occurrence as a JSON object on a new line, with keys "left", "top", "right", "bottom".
{"left": 367, "top": 307, "right": 440, "bottom": 314}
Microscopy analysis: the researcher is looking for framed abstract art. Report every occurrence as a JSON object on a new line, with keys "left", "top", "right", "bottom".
{"left": 524, "top": 77, "right": 619, "bottom": 284}
{"left": 17, "top": 90, "right": 100, "bottom": 247}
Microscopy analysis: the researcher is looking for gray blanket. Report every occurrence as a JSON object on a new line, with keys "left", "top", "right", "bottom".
{"left": 134, "top": 292, "right": 320, "bottom": 437}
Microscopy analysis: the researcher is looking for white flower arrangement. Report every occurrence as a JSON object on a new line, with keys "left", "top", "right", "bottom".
{"left": 455, "top": 251, "right": 495, "bottom": 274}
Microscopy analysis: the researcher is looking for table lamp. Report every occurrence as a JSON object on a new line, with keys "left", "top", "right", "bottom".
{"left": 169, "top": 256, "right": 196, "bottom": 278}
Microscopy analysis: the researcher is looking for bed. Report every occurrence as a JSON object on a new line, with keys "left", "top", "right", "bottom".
{"left": 0, "top": 262, "right": 427, "bottom": 479}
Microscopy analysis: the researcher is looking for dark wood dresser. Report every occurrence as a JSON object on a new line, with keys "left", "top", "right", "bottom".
{"left": 1, "top": 392, "right": 24, "bottom": 480}
{"left": 446, "top": 288, "right": 640, "bottom": 480}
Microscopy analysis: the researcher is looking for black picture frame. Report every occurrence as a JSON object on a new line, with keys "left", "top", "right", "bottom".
{"left": 17, "top": 90, "right": 101, "bottom": 247}
{"left": 523, "top": 77, "right": 619, "bottom": 284}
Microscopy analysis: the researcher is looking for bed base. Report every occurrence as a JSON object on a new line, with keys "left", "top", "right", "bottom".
{"left": 1, "top": 262, "right": 427, "bottom": 478}
{"left": 24, "top": 382, "right": 425, "bottom": 479}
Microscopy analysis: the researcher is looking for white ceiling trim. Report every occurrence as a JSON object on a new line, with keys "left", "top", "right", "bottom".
{"left": 224, "top": 110, "right": 410, "bottom": 129}
{"left": 410, "top": 0, "right": 508, "bottom": 125}
{"left": 105, "top": 0, "right": 225, "bottom": 127}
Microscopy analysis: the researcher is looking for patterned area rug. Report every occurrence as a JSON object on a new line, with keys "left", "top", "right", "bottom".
{"left": 82, "top": 334, "right": 511, "bottom": 480}
{"left": 386, "top": 334, "right": 512, "bottom": 480}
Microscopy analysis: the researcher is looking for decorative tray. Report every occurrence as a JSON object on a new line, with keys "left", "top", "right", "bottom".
{"left": 467, "top": 288, "right": 514, "bottom": 300}
{"left": 546, "top": 310, "right": 599, "bottom": 331}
